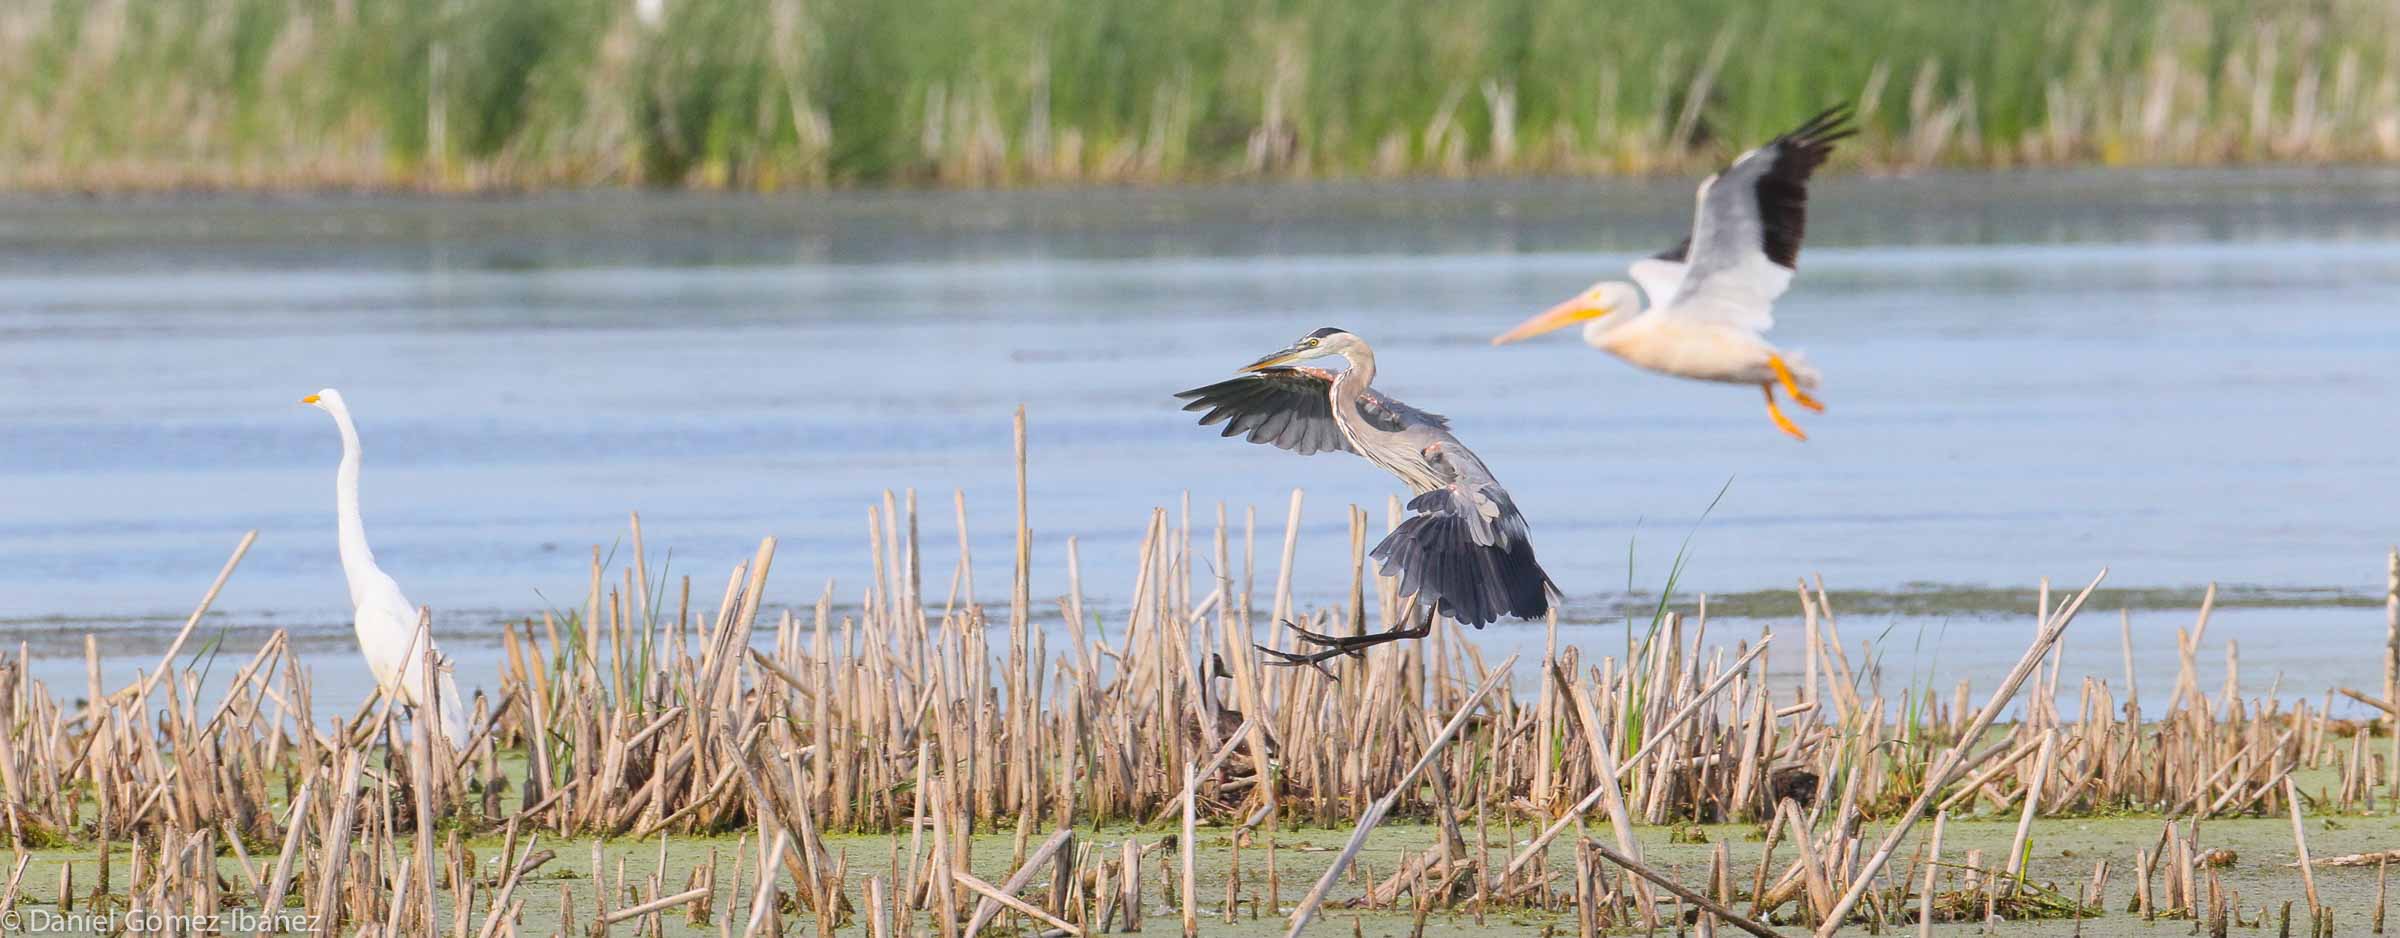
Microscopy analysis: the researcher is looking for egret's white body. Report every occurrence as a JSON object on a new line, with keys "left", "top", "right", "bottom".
{"left": 1495, "top": 107, "right": 1851, "bottom": 440}
{"left": 304, "top": 389, "right": 470, "bottom": 748}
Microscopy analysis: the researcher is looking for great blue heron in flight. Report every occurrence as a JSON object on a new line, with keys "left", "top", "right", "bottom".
{"left": 1493, "top": 106, "right": 1855, "bottom": 441}
{"left": 1176, "top": 328, "right": 1557, "bottom": 669}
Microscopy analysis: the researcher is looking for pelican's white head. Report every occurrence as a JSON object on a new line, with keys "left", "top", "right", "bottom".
{"left": 1491, "top": 281, "right": 1643, "bottom": 346}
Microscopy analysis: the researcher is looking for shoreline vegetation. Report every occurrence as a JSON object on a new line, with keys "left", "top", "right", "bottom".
{"left": 1, "top": 581, "right": 2385, "bottom": 642}
{"left": 7, "top": 0, "right": 2400, "bottom": 193}
{"left": 3, "top": 414, "right": 2396, "bottom": 933}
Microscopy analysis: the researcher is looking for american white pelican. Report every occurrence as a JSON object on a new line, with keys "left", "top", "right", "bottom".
{"left": 1494, "top": 106, "right": 1854, "bottom": 441}
{"left": 302, "top": 389, "right": 470, "bottom": 747}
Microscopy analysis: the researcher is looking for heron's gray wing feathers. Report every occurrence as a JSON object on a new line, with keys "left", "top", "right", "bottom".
{"left": 1177, "top": 369, "right": 1448, "bottom": 455}
{"left": 1665, "top": 106, "right": 1853, "bottom": 330}
{"left": 1368, "top": 442, "right": 1554, "bottom": 628}
{"left": 1354, "top": 389, "right": 1449, "bottom": 433}
{"left": 1410, "top": 445, "right": 1518, "bottom": 547}
{"left": 1174, "top": 367, "right": 1353, "bottom": 455}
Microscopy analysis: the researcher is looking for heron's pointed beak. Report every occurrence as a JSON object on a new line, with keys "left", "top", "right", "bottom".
{"left": 1492, "top": 297, "right": 1612, "bottom": 345}
{"left": 1238, "top": 346, "right": 1305, "bottom": 373}
{"left": 300, "top": 394, "right": 321, "bottom": 405}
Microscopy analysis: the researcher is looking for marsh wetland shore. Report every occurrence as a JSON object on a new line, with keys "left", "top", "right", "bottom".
{"left": 0, "top": 458, "right": 2392, "bottom": 935}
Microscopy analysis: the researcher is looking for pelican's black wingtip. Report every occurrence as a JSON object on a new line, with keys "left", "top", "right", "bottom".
{"left": 1784, "top": 104, "right": 1859, "bottom": 149}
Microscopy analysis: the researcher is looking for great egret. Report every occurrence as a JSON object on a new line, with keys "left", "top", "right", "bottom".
{"left": 1493, "top": 106, "right": 1855, "bottom": 441}
{"left": 1177, "top": 328, "right": 1557, "bottom": 667}
{"left": 302, "top": 389, "right": 470, "bottom": 747}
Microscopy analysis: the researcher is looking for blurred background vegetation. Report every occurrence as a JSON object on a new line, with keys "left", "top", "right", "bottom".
{"left": 3, "top": 0, "right": 2395, "bottom": 190}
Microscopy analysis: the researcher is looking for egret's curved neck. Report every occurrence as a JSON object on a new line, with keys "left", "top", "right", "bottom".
{"left": 326, "top": 403, "right": 378, "bottom": 605}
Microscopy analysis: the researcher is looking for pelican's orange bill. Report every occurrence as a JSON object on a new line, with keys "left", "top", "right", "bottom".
{"left": 1492, "top": 295, "right": 1612, "bottom": 345}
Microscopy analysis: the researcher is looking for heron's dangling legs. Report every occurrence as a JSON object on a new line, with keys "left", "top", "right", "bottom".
{"left": 1255, "top": 601, "right": 1437, "bottom": 678}
{"left": 1767, "top": 354, "right": 1824, "bottom": 412}
{"left": 1761, "top": 384, "right": 1809, "bottom": 441}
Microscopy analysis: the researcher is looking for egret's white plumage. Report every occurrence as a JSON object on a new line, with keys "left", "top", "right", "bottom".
{"left": 1494, "top": 106, "right": 1853, "bottom": 440}
{"left": 303, "top": 389, "right": 469, "bottom": 748}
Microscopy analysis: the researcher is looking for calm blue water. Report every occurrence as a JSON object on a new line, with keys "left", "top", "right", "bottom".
{"left": 1, "top": 170, "right": 2396, "bottom": 709}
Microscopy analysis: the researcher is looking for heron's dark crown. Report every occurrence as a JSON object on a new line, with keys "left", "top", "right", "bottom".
{"left": 1304, "top": 327, "right": 1349, "bottom": 339}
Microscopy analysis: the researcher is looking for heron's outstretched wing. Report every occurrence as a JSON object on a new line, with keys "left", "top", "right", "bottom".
{"left": 1662, "top": 105, "right": 1853, "bottom": 331}
{"left": 1176, "top": 368, "right": 1446, "bottom": 455}
{"left": 1369, "top": 443, "right": 1554, "bottom": 627}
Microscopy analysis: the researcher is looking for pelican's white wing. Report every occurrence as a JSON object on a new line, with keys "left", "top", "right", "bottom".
{"left": 1625, "top": 237, "right": 1690, "bottom": 308}
{"left": 1662, "top": 107, "right": 1853, "bottom": 332}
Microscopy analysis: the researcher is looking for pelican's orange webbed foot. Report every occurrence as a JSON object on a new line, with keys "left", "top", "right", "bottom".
{"left": 1768, "top": 355, "right": 1824, "bottom": 413}
{"left": 1763, "top": 385, "right": 1808, "bottom": 441}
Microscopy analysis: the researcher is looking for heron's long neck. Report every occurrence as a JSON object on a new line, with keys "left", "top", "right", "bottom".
{"left": 329, "top": 407, "right": 378, "bottom": 606}
{"left": 1335, "top": 345, "right": 1376, "bottom": 395}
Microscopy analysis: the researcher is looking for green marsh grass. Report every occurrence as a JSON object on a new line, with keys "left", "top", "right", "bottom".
{"left": 4, "top": 0, "right": 2399, "bottom": 190}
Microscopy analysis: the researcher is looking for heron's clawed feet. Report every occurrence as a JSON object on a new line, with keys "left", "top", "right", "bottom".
{"left": 1254, "top": 616, "right": 1438, "bottom": 678}
{"left": 1254, "top": 642, "right": 1351, "bottom": 679}
{"left": 1255, "top": 620, "right": 1370, "bottom": 678}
